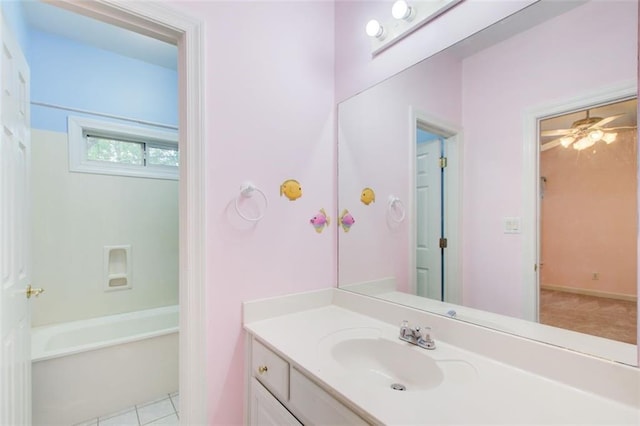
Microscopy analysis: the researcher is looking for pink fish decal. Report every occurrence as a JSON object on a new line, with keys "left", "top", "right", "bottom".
{"left": 310, "top": 208, "right": 330, "bottom": 233}
{"left": 339, "top": 209, "right": 355, "bottom": 232}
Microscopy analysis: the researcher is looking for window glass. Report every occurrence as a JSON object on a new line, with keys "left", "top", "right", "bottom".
{"left": 69, "top": 117, "right": 178, "bottom": 180}
{"left": 148, "top": 146, "right": 179, "bottom": 167}
{"left": 87, "top": 136, "right": 144, "bottom": 165}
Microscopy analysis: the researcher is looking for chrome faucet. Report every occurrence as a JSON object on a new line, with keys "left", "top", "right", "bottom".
{"left": 399, "top": 320, "right": 436, "bottom": 350}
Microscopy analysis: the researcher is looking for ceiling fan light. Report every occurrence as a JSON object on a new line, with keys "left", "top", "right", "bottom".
{"left": 603, "top": 132, "right": 617, "bottom": 144}
{"left": 560, "top": 136, "right": 575, "bottom": 148}
{"left": 573, "top": 137, "right": 595, "bottom": 151}
{"left": 588, "top": 129, "right": 604, "bottom": 142}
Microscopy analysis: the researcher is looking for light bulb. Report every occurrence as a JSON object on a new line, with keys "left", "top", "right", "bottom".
{"left": 573, "top": 137, "right": 595, "bottom": 151}
{"left": 588, "top": 129, "right": 604, "bottom": 141}
{"left": 392, "top": 0, "right": 413, "bottom": 20}
{"left": 365, "top": 19, "right": 384, "bottom": 38}
{"left": 603, "top": 132, "right": 617, "bottom": 144}
{"left": 560, "top": 136, "right": 575, "bottom": 148}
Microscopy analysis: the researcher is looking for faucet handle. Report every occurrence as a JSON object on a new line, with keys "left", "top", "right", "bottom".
{"left": 417, "top": 326, "right": 436, "bottom": 350}
{"left": 399, "top": 320, "right": 412, "bottom": 339}
{"left": 420, "top": 326, "right": 433, "bottom": 339}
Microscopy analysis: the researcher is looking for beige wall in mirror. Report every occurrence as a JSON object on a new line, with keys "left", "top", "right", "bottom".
{"left": 337, "top": 0, "right": 639, "bottom": 365}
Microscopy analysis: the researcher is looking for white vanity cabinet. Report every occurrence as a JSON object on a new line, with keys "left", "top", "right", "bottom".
{"left": 247, "top": 337, "right": 368, "bottom": 426}
{"left": 244, "top": 292, "right": 640, "bottom": 425}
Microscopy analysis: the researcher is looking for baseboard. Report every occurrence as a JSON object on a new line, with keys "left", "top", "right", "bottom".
{"left": 541, "top": 284, "right": 637, "bottom": 302}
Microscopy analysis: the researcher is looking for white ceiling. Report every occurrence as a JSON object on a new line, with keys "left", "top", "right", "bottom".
{"left": 22, "top": 1, "right": 177, "bottom": 70}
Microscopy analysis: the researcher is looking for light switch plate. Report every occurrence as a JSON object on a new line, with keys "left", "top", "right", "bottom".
{"left": 503, "top": 217, "right": 521, "bottom": 234}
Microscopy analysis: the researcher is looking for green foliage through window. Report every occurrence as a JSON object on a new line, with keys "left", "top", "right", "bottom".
{"left": 86, "top": 135, "right": 179, "bottom": 168}
{"left": 87, "top": 136, "right": 144, "bottom": 165}
{"left": 148, "top": 146, "right": 179, "bottom": 167}
{"left": 69, "top": 117, "right": 178, "bottom": 180}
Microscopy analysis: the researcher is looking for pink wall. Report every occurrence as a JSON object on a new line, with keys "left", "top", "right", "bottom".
{"left": 540, "top": 130, "right": 638, "bottom": 297}
{"left": 165, "top": 1, "right": 335, "bottom": 424}
{"left": 148, "top": 0, "right": 639, "bottom": 422}
{"left": 462, "top": 1, "right": 638, "bottom": 317}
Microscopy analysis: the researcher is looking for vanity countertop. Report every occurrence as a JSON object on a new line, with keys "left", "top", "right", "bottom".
{"left": 245, "top": 302, "right": 640, "bottom": 425}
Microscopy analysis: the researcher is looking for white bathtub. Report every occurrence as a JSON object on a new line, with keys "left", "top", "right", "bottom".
{"left": 31, "top": 305, "right": 179, "bottom": 425}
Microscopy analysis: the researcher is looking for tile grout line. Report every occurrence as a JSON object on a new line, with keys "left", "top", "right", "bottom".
{"left": 135, "top": 404, "right": 142, "bottom": 426}
{"left": 76, "top": 392, "right": 180, "bottom": 426}
{"left": 168, "top": 392, "right": 178, "bottom": 416}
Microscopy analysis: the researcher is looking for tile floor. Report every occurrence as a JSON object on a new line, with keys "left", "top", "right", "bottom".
{"left": 74, "top": 392, "right": 179, "bottom": 426}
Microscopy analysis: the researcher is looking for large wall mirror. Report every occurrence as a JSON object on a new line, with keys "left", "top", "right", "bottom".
{"left": 338, "top": 0, "right": 638, "bottom": 365}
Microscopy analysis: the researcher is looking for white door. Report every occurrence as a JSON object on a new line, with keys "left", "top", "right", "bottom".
{"left": 0, "top": 14, "right": 32, "bottom": 425}
{"left": 415, "top": 140, "right": 442, "bottom": 299}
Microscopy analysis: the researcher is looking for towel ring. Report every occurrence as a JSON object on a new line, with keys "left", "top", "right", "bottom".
{"left": 235, "top": 181, "right": 268, "bottom": 222}
{"left": 388, "top": 195, "right": 406, "bottom": 223}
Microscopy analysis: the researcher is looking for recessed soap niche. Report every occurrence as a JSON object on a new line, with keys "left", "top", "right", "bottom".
{"left": 104, "top": 245, "right": 132, "bottom": 292}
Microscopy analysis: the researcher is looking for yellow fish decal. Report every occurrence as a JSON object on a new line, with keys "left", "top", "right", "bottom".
{"left": 280, "top": 179, "right": 302, "bottom": 201}
{"left": 360, "top": 187, "right": 376, "bottom": 205}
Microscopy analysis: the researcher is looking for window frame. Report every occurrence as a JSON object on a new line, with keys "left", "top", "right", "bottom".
{"left": 68, "top": 116, "right": 179, "bottom": 180}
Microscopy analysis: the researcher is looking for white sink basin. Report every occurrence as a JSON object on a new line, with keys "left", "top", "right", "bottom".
{"left": 317, "top": 327, "right": 446, "bottom": 392}
{"left": 331, "top": 337, "right": 444, "bottom": 391}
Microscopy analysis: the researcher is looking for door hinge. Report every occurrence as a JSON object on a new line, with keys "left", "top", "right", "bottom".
{"left": 439, "top": 238, "right": 448, "bottom": 249}
{"left": 439, "top": 157, "right": 447, "bottom": 168}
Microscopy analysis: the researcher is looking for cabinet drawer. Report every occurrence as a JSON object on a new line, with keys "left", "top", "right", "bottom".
{"left": 289, "top": 368, "right": 368, "bottom": 425}
{"left": 252, "top": 339, "right": 290, "bottom": 401}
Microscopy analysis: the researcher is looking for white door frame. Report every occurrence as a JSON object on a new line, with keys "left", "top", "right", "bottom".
{"left": 521, "top": 81, "right": 637, "bottom": 323}
{"left": 409, "top": 108, "right": 462, "bottom": 305}
{"left": 50, "top": 1, "right": 208, "bottom": 423}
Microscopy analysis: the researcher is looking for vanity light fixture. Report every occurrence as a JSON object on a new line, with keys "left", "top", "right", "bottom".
{"left": 365, "top": 19, "right": 385, "bottom": 39}
{"left": 366, "top": 0, "right": 464, "bottom": 55}
{"left": 392, "top": 0, "right": 415, "bottom": 21}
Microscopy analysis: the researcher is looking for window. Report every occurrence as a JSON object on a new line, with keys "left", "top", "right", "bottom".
{"left": 68, "top": 116, "right": 179, "bottom": 180}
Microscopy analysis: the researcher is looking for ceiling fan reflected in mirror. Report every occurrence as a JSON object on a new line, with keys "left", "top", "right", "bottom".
{"left": 540, "top": 110, "right": 636, "bottom": 152}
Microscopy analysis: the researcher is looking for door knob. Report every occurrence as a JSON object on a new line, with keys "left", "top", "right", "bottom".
{"left": 26, "top": 285, "right": 45, "bottom": 299}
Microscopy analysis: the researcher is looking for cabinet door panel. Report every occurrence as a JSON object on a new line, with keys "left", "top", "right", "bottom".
{"left": 250, "top": 378, "right": 301, "bottom": 426}
{"left": 289, "top": 368, "right": 367, "bottom": 425}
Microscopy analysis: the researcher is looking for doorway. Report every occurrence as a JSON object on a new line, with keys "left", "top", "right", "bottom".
{"left": 0, "top": 2, "right": 206, "bottom": 424}
{"left": 415, "top": 129, "right": 445, "bottom": 300}
{"left": 538, "top": 97, "right": 638, "bottom": 344}
{"left": 410, "top": 113, "right": 461, "bottom": 305}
